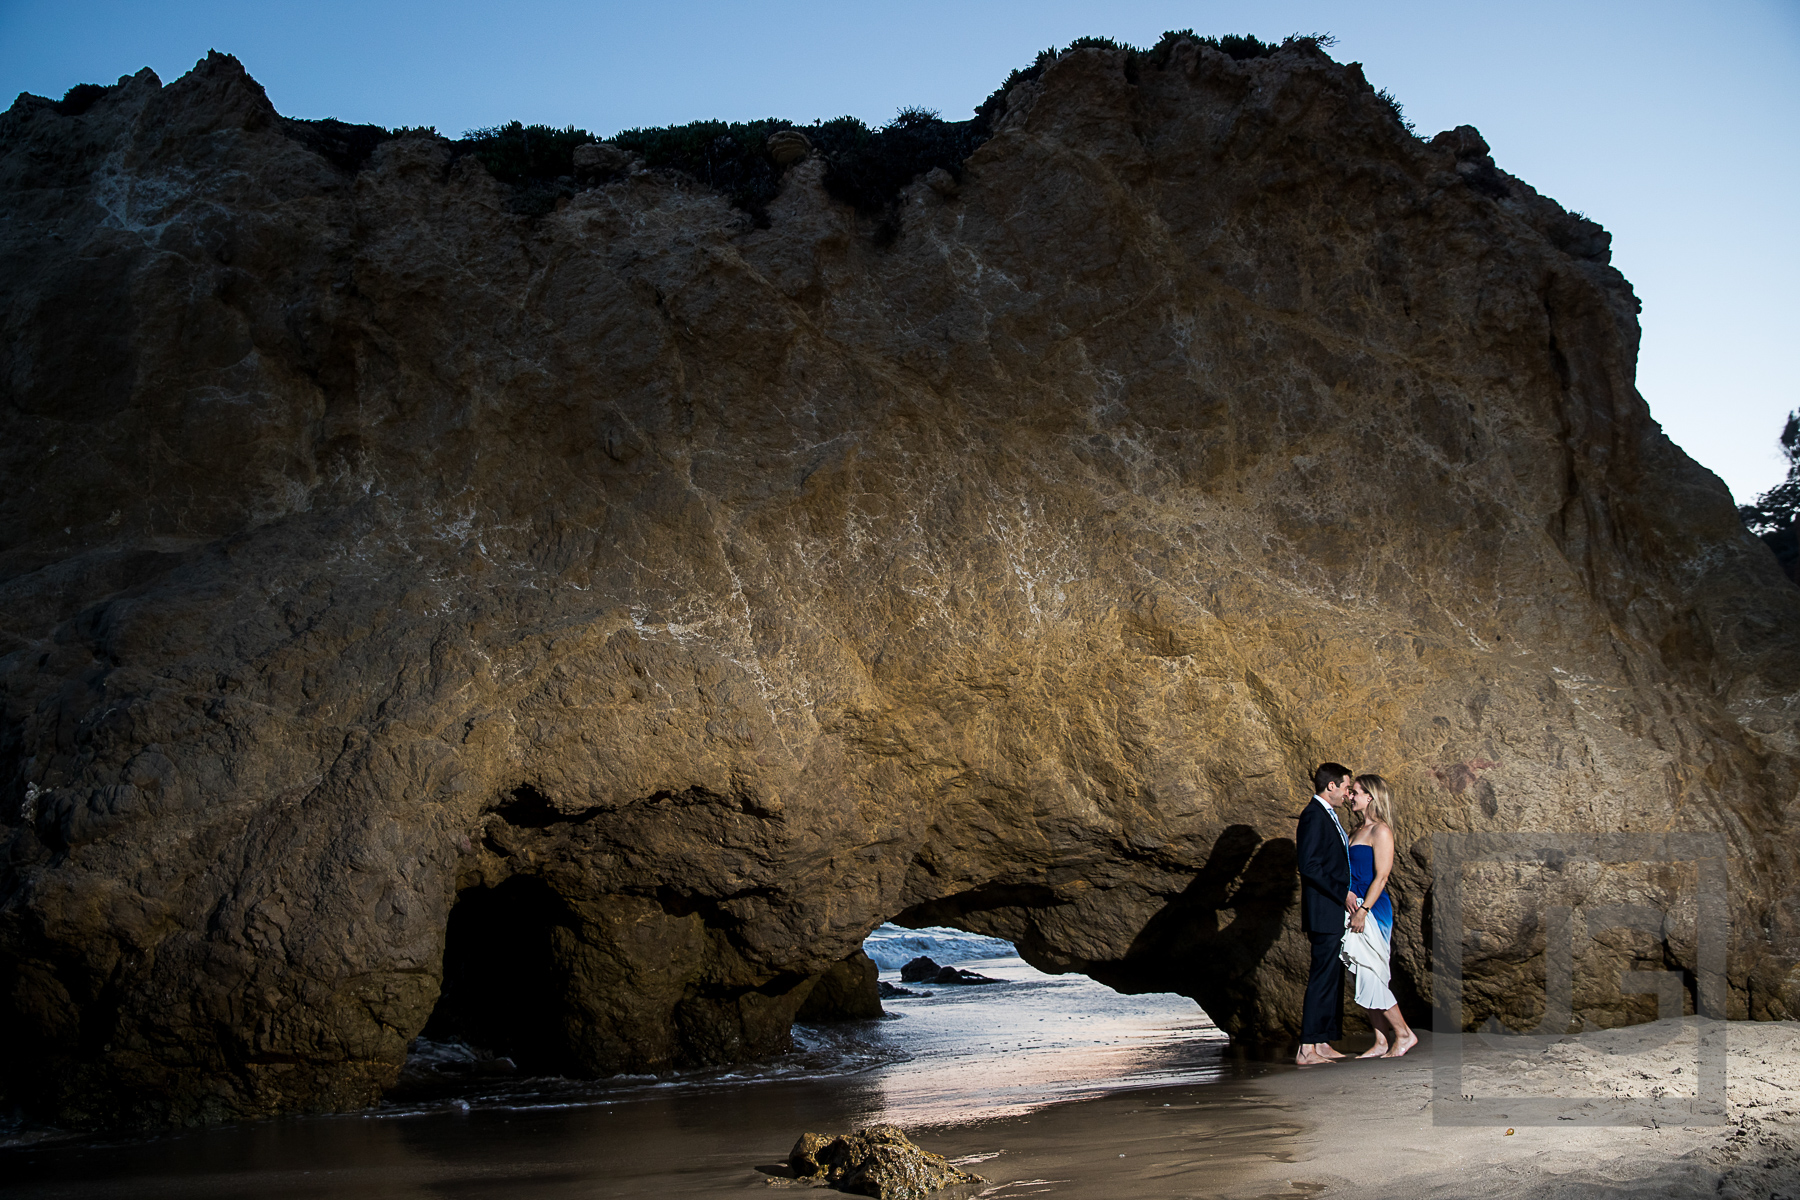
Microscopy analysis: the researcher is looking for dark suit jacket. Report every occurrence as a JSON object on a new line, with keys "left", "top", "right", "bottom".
{"left": 1296, "top": 797, "right": 1350, "bottom": 934}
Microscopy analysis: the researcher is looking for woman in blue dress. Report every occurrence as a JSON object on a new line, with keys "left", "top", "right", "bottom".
{"left": 1342, "top": 774, "right": 1418, "bottom": 1058}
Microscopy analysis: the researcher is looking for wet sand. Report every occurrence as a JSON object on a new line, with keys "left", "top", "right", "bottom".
{"left": 0, "top": 1067, "right": 1296, "bottom": 1199}
{"left": 0, "top": 954, "right": 1238, "bottom": 1198}
{"left": 5, "top": 1000, "right": 1795, "bottom": 1199}
{"left": 837, "top": 1019, "right": 1798, "bottom": 1200}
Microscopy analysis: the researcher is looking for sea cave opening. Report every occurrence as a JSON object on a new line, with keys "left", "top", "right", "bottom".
{"left": 417, "top": 872, "right": 579, "bottom": 1074}
{"left": 818, "top": 910, "right": 1230, "bottom": 1122}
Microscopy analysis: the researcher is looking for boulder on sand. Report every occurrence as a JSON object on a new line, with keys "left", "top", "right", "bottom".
{"left": 789, "top": 1124, "right": 983, "bottom": 1198}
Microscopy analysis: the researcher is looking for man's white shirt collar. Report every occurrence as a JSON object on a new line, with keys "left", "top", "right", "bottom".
{"left": 1314, "top": 794, "right": 1350, "bottom": 848}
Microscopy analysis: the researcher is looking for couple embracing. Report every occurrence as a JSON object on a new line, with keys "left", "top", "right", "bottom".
{"left": 1294, "top": 762, "right": 1418, "bottom": 1066}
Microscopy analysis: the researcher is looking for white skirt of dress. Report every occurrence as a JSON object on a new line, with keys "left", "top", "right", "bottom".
{"left": 1341, "top": 912, "right": 1397, "bottom": 1011}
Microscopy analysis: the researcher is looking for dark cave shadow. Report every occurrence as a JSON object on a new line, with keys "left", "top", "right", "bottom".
{"left": 1110, "top": 825, "right": 1297, "bottom": 1035}
{"left": 416, "top": 874, "right": 581, "bottom": 1071}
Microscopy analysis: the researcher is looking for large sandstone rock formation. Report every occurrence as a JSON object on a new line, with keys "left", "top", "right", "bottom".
{"left": 2, "top": 45, "right": 1796, "bottom": 1127}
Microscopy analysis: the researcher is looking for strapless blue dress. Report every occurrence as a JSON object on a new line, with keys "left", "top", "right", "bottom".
{"left": 1349, "top": 844, "right": 1392, "bottom": 936}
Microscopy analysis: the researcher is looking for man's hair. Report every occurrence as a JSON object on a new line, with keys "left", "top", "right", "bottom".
{"left": 1313, "top": 762, "right": 1352, "bottom": 795}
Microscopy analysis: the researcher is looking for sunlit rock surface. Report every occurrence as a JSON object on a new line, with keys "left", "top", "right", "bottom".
{"left": 2, "top": 44, "right": 1796, "bottom": 1126}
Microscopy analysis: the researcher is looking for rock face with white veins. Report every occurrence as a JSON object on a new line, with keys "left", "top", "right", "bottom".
{"left": 1, "top": 44, "right": 1796, "bottom": 1126}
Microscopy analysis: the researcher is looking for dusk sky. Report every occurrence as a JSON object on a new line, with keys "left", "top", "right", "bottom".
{"left": 4, "top": 0, "right": 1796, "bottom": 505}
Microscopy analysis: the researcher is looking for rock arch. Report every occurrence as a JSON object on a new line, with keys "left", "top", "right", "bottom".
{"left": 2, "top": 45, "right": 1796, "bottom": 1126}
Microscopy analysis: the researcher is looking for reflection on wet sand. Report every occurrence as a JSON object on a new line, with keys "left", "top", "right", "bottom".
{"left": 0, "top": 955, "right": 1259, "bottom": 1199}
{"left": 861, "top": 956, "right": 1228, "bottom": 1125}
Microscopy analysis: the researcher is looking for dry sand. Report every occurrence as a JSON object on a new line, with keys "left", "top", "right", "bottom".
{"left": 888, "top": 1019, "right": 1800, "bottom": 1200}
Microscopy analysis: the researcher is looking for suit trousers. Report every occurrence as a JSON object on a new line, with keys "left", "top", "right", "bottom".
{"left": 1302, "top": 928, "right": 1345, "bottom": 1042}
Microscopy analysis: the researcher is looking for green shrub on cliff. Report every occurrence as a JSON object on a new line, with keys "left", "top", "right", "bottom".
{"left": 814, "top": 108, "right": 987, "bottom": 218}
{"left": 284, "top": 116, "right": 398, "bottom": 173}
{"left": 459, "top": 121, "right": 596, "bottom": 184}
{"left": 450, "top": 31, "right": 1374, "bottom": 227}
{"left": 56, "top": 82, "right": 111, "bottom": 116}
{"left": 602, "top": 31, "right": 1345, "bottom": 228}
{"left": 1740, "top": 411, "right": 1800, "bottom": 581}
{"left": 606, "top": 108, "right": 987, "bottom": 232}
{"left": 973, "top": 32, "right": 1335, "bottom": 133}
{"left": 1374, "top": 87, "right": 1416, "bottom": 133}
{"left": 611, "top": 117, "right": 790, "bottom": 212}
{"left": 455, "top": 121, "right": 598, "bottom": 216}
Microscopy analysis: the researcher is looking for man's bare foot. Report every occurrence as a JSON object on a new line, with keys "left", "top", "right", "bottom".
{"left": 1382, "top": 1031, "right": 1419, "bottom": 1058}
{"left": 1358, "top": 1037, "right": 1390, "bottom": 1059}
{"left": 1295, "top": 1047, "right": 1336, "bottom": 1066}
{"left": 1317, "top": 1044, "right": 1348, "bottom": 1059}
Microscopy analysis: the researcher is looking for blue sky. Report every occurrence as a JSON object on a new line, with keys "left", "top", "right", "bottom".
{"left": 4, "top": 0, "right": 1796, "bottom": 505}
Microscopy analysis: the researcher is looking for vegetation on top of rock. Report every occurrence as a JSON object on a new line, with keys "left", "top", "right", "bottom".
{"left": 1740, "top": 410, "right": 1800, "bottom": 581}
{"left": 25, "top": 29, "right": 1369, "bottom": 221}
{"left": 454, "top": 121, "right": 594, "bottom": 216}
{"left": 806, "top": 108, "right": 988, "bottom": 225}
{"left": 447, "top": 32, "right": 1349, "bottom": 225}
{"left": 1374, "top": 87, "right": 1415, "bottom": 133}
{"left": 450, "top": 109, "right": 990, "bottom": 230}
{"left": 282, "top": 117, "right": 407, "bottom": 174}
{"left": 459, "top": 120, "right": 594, "bottom": 185}
{"left": 610, "top": 117, "right": 783, "bottom": 207}
{"left": 609, "top": 107, "right": 989, "bottom": 229}
{"left": 971, "top": 31, "right": 1333, "bottom": 128}
{"left": 55, "top": 82, "right": 112, "bottom": 116}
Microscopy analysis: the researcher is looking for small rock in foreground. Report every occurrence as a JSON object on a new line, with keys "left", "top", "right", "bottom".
{"left": 790, "top": 1124, "right": 983, "bottom": 1198}
{"left": 877, "top": 981, "right": 923, "bottom": 999}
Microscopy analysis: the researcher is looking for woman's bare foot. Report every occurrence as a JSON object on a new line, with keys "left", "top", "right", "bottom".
{"left": 1382, "top": 1031, "right": 1419, "bottom": 1058}
{"left": 1358, "top": 1036, "right": 1390, "bottom": 1059}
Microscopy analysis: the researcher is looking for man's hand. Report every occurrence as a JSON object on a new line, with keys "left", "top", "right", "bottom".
{"left": 1346, "top": 892, "right": 1361, "bottom": 913}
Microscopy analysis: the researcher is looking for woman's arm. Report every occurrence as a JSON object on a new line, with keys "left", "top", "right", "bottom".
{"left": 1361, "top": 823, "right": 1395, "bottom": 911}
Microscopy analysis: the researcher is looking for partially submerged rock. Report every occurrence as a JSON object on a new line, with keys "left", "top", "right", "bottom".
{"left": 899, "top": 956, "right": 998, "bottom": 985}
{"left": 932, "top": 967, "right": 998, "bottom": 985}
{"left": 795, "top": 950, "right": 884, "bottom": 1021}
{"left": 898, "top": 956, "right": 943, "bottom": 983}
{"left": 790, "top": 1125, "right": 983, "bottom": 1198}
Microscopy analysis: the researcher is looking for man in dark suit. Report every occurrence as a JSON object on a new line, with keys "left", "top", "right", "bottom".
{"left": 1295, "top": 761, "right": 1359, "bottom": 1065}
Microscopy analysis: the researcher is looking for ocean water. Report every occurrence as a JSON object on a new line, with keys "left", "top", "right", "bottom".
{"left": 0, "top": 928, "right": 1230, "bottom": 1197}
{"left": 370, "top": 928, "right": 1226, "bottom": 1126}
{"left": 861, "top": 922, "right": 1017, "bottom": 971}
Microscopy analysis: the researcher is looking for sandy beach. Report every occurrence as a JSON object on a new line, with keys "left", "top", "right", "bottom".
{"left": 894, "top": 1018, "right": 1800, "bottom": 1200}
{"left": 4, "top": 1004, "right": 1794, "bottom": 1199}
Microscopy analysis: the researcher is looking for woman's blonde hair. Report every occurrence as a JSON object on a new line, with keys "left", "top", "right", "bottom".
{"left": 1353, "top": 773, "right": 1395, "bottom": 833}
